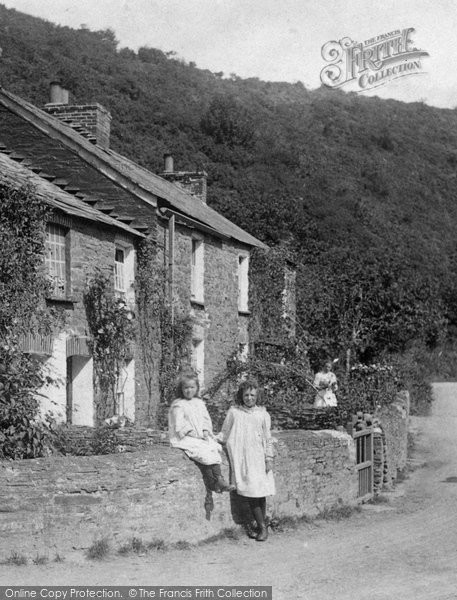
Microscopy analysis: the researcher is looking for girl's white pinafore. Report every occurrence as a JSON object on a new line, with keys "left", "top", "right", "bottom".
{"left": 218, "top": 405, "right": 275, "bottom": 498}
{"left": 313, "top": 371, "right": 338, "bottom": 408}
{"left": 168, "top": 397, "right": 222, "bottom": 465}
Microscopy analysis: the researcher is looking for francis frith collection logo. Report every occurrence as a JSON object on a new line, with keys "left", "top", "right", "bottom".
{"left": 320, "top": 27, "right": 429, "bottom": 92}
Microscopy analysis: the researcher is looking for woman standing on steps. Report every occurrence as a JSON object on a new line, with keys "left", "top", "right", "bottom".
{"left": 218, "top": 378, "right": 275, "bottom": 542}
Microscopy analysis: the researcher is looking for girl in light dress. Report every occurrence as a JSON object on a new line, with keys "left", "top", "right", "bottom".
{"left": 218, "top": 378, "right": 275, "bottom": 542}
{"left": 168, "top": 370, "right": 234, "bottom": 504}
{"left": 313, "top": 360, "right": 338, "bottom": 408}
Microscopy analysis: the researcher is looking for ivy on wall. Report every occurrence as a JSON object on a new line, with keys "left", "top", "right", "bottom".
{"left": 83, "top": 269, "right": 135, "bottom": 424}
{"left": 136, "top": 237, "right": 192, "bottom": 428}
{"left": 0, "top": 183, "right": 56, "bottom": 458}
{"left": 249, "top": 246, "right": 296, "bottom": 345}
{"left": 136, "top": 237, "right": 162, "bottom": 426}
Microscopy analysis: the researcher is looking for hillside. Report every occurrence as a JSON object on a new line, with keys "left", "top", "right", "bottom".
{"left": 1, "top": 3, "right": 457, "bottom": 362}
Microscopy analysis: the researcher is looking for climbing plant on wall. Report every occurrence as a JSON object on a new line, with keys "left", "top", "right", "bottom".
{"left": 249, "top": 245, "right": 296, "bottom": 345}
{"left": 136, "top": 236, "right": 193, "bottom": 428}
{"left": 136, "top": 237, "right": 162, "bottom": 426}
{"left": 0, "top": 183, "right": 57, "bottom": 458}
{"left": 158, "top": 308, "right": 193, "bottom": 428}
{"left": 83, "top": 269, "right": 136, "bottom": 423}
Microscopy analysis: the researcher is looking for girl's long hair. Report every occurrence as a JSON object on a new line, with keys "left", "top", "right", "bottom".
{"left": 174, "top": 369, "right": 200, "bottom": 399}
{"left": 235, "top": 377, "right": 265, "bottom": 406}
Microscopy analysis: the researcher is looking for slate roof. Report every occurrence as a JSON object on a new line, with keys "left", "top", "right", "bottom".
{"left": 0, "top": 87, "right": 266, "bottom": 249}
{"left": 0, "top": 152, "right": 145, "bottom": 238}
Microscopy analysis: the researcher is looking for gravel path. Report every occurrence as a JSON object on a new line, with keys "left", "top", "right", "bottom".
{"left": 2, "top": 382, "right": 457, "bottom": 599}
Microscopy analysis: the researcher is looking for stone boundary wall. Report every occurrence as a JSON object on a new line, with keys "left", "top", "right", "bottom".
{"left": 0, "top": 430, "right": 357, "bottom": 559}
{"left": 376, "top": 391, "right": 410, "bottom": 488}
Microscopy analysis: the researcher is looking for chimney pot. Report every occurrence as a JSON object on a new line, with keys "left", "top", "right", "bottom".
{"left": 161, "top": 160, "right": 208, "bottom": 204}
{"left": 163, "top": 153, "right": 174, "bottom": 173}
{"left": 50, "top": 81, "right": 69, "bottom": 105}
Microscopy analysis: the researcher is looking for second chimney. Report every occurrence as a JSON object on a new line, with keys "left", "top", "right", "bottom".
{"left": 43, "top": 81, "right": 112, "bottom": 150}
{"left": 161, "top": 154, "right": 207, "bottom": 203}
{"left": 50, "top": 81, "right": 69, "bottom": 104}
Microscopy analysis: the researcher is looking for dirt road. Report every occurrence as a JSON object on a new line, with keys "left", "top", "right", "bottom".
{"left": 2, "top": 383, "right": 457, "bottom": 599}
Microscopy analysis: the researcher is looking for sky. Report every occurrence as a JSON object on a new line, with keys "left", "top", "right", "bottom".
{"left": 1, "top": 0, "right": 456, "bottom": 108}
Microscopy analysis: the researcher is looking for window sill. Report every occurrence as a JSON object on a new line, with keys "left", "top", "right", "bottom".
{"left": 238, "top": 309, "right": 251, "bottom": 316}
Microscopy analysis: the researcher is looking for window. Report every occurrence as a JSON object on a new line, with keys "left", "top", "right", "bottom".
{"left": 191, "top": 237, "right": 204, "bottom": 303}
{"left": 238, "top": 255, "right": 249, "bottom": 312}
{"left": 114, "top": 242, "right": 135, "bottom": 305}
{"left": 114, "top": 247, "right": 125, "bottom": 293}
{"left": 45, "top": 223, "right": 68, "bottom": 298}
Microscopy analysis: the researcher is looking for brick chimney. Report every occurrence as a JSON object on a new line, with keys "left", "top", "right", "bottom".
{"left": 161, "top": 154, "right": 207, "bottom": 203}
{"left": 43, "top": 81, "right": 112, "bottom": 149}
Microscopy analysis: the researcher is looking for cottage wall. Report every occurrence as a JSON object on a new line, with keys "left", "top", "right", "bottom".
{"left": 66, "top": 218, "right": 116, "bottom": 333}
{"left": 161, "top": 221, "right": 252, "bottom": 388}
{"left": 41, "top": 217, "right": 142, "bottom": 426}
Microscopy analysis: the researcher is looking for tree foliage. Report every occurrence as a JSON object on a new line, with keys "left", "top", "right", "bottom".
{"left": 298, "top": 246, "right": 446, "bottom": 371}
{"left": 200, "top": 95, "right": 256, "bottom": 147}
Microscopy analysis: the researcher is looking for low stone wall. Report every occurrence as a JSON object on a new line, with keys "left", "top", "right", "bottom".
{"left": 0, "top": 430, "right": 357, "bottom": 559}
{"left": 273, "top": 430, "right": 357, "bottom": 516}
{"left": 376, "top": 391, "right": 410, "bottom": 487}
{"left": 370, "top": 391, "right": 410, "bottom": 493}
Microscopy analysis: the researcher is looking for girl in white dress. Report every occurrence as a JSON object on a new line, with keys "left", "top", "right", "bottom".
{"left": 168, "top": 370, "right": 233, "bottom": 499}
{"left": 218, "top": 378, "right": 275, "bottom": 541}
{"left": 313, "top": 360, "right": 338, "bottom": 408}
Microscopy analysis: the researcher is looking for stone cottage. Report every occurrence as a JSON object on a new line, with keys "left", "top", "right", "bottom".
{"left": 0, "top": 150, "right": 144, "bottom": 426}
{"left": 0, "top": 83, "right": 268, "bottom": 427}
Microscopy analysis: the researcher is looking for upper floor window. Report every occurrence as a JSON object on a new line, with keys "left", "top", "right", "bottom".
{"left": 238, "top": 255, "right": 249, "bottom": 312}
{"left": 191, "top": 237, "right": 204, "bottom": 303}
{"left": 114, "top": 247, "right": 125, "bottom": 293}
{"left": 45, "top": 223, "right": 68, "bottom": 298}
{"left": 114, "top": 240, "right": 135, "bottom": 305}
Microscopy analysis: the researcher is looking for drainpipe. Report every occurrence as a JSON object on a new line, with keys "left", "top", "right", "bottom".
{"left": 168, "top": 214, "right": 175, "bottom": 325}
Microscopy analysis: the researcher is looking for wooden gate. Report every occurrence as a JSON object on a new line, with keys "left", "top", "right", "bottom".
{"left": 353, "top": 428, "right": 374, "bottom": 501}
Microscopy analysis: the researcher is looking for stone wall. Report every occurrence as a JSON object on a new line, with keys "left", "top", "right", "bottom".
{"left": 67, "top": 217, "right": 118, "bottom": 334}
{"left": 0, "top": 430, "right": 357, "bottom": 559}
{"left": 372, "top": 391, "right": 410, "bottom": 491}
{"left": 377, "top": 391, "right": 410, "bottom": 487}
